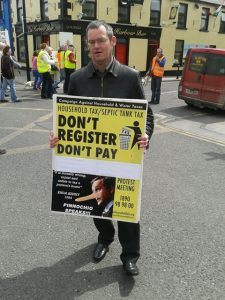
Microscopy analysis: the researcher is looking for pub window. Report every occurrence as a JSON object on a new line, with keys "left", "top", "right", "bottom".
{"left": 17, "top": 0, "right": 23, "bottom": 23}
{"left": 150, "top": 0, "right": 161, "bottom": 26}
{"left": 17, "top": 35, "right": 26, "bottom": 62}
{"left": 200, "top": 7, "right": 209, "bottom": 31}
{"left": 219, "top": 11, "right": 225, "bottom": 33}
{"left": 40, "top": 0, "right": 48, "bottom": 20}
{"left": 82, "top": 0, "right": 96, "bottom": 20}
{"left": 33, "top": 35, "right": 42, "bottom": 50}
{"left": 174, "top": 39, "right": 184, "bottom": 66}
{"left": 177, "top": 3, "right": 188, "bottom": 29}
{"left": 118, "top": 0, "right": 130, "bottom": 23}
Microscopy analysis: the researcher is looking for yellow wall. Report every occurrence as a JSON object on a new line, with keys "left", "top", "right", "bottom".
{"left": 73, "top": 35, "right": 81, "bottom": 70}
{"left": 129, "top": 38, "right": 148, "bottom": 71}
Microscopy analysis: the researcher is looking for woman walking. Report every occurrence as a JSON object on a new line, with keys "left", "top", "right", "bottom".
{"left": 0, "top": 46, "right": 20, "bottom": 103}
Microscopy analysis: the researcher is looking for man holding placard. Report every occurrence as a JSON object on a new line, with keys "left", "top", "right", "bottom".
{"left": 50, "top": 20, "right": 154, "bottom": 276}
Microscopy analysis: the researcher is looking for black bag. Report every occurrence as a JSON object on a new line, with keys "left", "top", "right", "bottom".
{"left": 51, "top": 65, "right": 58, "bottom": 71}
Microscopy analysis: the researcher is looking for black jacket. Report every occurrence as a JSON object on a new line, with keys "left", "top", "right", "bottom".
{"left": 1, "top": 54, "right": 15, "bottom": 79}
{"left": 68, "top": 59, "right": 154, "bottom": 138}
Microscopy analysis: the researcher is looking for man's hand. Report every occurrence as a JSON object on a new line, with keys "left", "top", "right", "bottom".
{"left": 49, "top": 131, "right": 59, "bottom": 148}
{"left": 138, "top": 133, "right": 149, "bottom": 153}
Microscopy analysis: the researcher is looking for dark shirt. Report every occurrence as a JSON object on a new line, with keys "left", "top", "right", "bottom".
{"left": 68, "top": 59, "right": 154, "bottom": 138}
{"left": 1, "top": 54, "right": 15, "bottom": 79}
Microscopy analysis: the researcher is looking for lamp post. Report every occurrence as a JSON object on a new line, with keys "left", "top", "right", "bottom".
{"left": 22, "top": 0, "right": 30, "bottom": 81}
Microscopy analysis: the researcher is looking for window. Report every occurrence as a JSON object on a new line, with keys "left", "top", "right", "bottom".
{"left": 219, "top": 11, "right": 225, "bottom": 33}
{"left": 200, "top": 8, "right": 209, "bottom": 31}
{"left": 150, "top": 0, "right": 161, "bottom": 26}
{"left": 40, "top": 0, "right": 48, "bottom": 20}
{"left": 17, "top": 0, "right": 23, "bottom": 23}
{"left": 189, "top": 53, "right": 208, "bottom": 73}
{"left": 82, "top": 0, "right": 96, "bottom": 20}
{"left": 174, "top": 40, "right": 184, "bottom": 66}
{"left": 207, "top": 54, "right": 225, "bottom": 75}
{"left": 17, "top": 35, "right": 26, "bottom": 62}
{"left": 177, "top": 3, "right": 188, "bottom": 29}
{"left": 118, "top": 0, "right": 130, "bottom": 23}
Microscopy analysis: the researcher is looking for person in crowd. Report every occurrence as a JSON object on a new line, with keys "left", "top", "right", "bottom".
{"left": 32, "top": 50, "right": 42, "bottom": 90}
{"left": 50, "top": 20, "right": 154, "bottom": 276}
{"left": 37, "top": 43, "right": 56, "bottom": 99}
{"left": 63, "top": 44, "right": 76, "bottom": 94}
{"left": 0, "top": 45, "right": 21, "bottom": 103}
{"left": 148, "top": 48, "right": 166, "bottom": 104}
{"left": 47, "top": 47, "right": 59, "bottom": 94}
{"left": 55, "top": 45, "right": 67, "bottom": 87}
{"left": 0, "top": 41, "right": 5, "bottom": 85}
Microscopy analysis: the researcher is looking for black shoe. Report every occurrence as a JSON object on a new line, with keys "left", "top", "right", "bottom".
{"left": 123, "top": 261, "right": 139, "bottom": 276}
{"left": 0, "top": 99, "right": 9, "bottom": 103}
{"left": 0, "top": 149, "right": 6, "bottom": 155}
{"left": 93, "top": 243, "right": 109, "bottom": 262}
{"left": 14, "top": 99, "right": 22, "bottom": 102}
{"left": 41, "top": 96, "right": 46, "bottom": 99}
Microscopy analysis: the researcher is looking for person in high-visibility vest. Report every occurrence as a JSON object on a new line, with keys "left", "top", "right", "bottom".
{"left": 148, "top": 48, "right": 166, "bottom": 104}
{"left": 53, "top": 45, "right": 66, "bottom": 89}
{"left": 37, "top": 43, "right": 56, "bottom": 99}
{"left": 63, "top": 44, "right": 76, "bottom": 94}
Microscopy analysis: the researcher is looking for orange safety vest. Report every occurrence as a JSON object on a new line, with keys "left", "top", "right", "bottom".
{"left": 57, "top": 51, "right": 65, "bottom": 69}
{"left": 151, "top": 56, "right": 165, "bottom": 77}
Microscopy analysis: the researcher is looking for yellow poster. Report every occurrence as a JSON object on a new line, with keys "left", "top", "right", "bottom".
{"left": 52, "top": 95, "right": 147, "bottom": 223}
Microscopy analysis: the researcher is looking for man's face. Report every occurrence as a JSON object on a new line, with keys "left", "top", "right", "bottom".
{"left": 157, "top": 49, "right": 162, "bottom": 57}
{"left": 87, "top": 25, "right": 116, "bottom": 67}
{"left": 92, "top": 179, "right": 113, "bottom": 206}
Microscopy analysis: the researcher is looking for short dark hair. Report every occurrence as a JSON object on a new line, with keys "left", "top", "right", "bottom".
{"left": 3, "top": 45, "right": 10, "bottom": 55}
{"left": 33, "top": 50, "right": 39, "bottom": 56}
{"left": 91, "top": 176, "right": 115, "bottom": 190}
{"left": 86, "top": 20, "right": 114, "bottom": 40}
{"left": 40, "top": 43, "right": 47, "bottom": 50}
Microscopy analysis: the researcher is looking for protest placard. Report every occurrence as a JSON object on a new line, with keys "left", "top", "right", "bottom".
{"left": 52, "top": 95, "right": 147, "bottom": 223}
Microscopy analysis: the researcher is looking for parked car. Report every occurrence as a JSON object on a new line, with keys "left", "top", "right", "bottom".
{"left": 178, "top": 48, "right": 225, "bottom": 110}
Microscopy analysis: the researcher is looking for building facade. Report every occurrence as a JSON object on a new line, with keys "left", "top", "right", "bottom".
{"left": 11, "top": 0, "right": 225, "bottom": 75}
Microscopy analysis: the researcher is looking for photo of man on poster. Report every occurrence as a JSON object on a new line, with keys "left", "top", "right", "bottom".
{"left": 74, "top": 176, "right": 115, "bottom": 218}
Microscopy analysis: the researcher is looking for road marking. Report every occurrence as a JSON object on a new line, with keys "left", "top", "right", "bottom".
{"left": 161, "top": 90, "right": 177, "bottom": 94}
{"left": 155, "top": 113, "right": 225, "bottom": 147}
{"left": 0, "top": 126, "right": 48, "bottom": 133}
{"left": 0, "top": 112, "right": 52, "bottom": 146}
{"left": 0, "top": 106, "right": 51, "bottom": 112}
{"left": 163, "top": 125, "right": 225, "bottom": 147}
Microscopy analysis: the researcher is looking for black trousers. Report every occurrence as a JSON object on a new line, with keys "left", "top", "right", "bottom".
{"left": 151, "top": 75, "right": 162, "bottom": 103}
{"left": 93, "top": 218, "right": 140, "bottom": 264}
{"left": 63, "top": 68, "right": 75, "bottom": 94}
{"left": 41, "top": 72, "right": 53, "bottom": 98}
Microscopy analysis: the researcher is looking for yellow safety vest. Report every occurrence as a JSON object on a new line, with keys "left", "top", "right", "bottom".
{"left": 37, "top": 50, "right": 51, "bottom": 73}
{"left": 65, "top": 50, "right": 76, "bottom": 69}
{"left": 151, "top": 56, "right": 165, "bottom": 77}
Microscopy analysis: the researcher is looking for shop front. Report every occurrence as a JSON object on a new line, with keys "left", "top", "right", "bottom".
{"left": 15, "top": 19, "right": 161, "bottom": 73}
